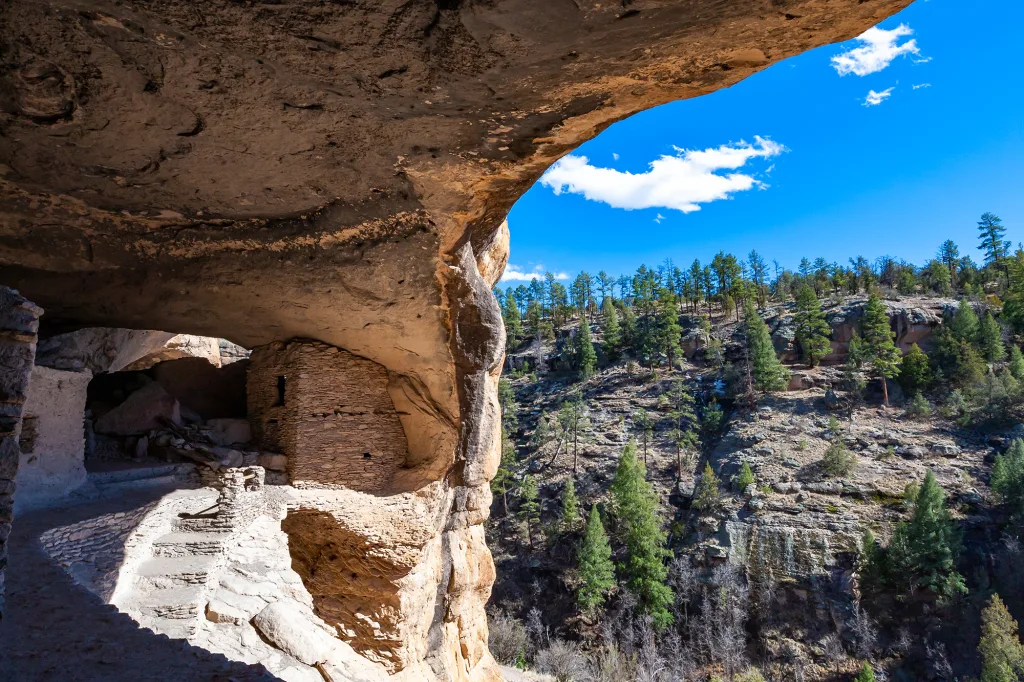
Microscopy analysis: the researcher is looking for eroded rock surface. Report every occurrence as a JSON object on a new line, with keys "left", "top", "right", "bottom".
{"left": 0, "top": 0, "right": 914, "bottom": 678}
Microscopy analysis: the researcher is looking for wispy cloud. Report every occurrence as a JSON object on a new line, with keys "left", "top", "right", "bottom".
{"left": 500, "top": 264, "right": 570, "bottom": 283}
{"left": 831, "top": 24, "right": 919, "bottom": 76}
{"left": 913, "top": 56, "right": 932, "bottom": 64}
{"left": 912, "top": 83, "right": 931, "bottom": 89}
{"left": 863, "top": 87, "right": 895, "bottom": 106}
{"left": 612, "top": 153, "right": 620, "bottom": 161}
{"left": 539, "top": 137, "right": 785, "bottom": 214}
{"left": 654, "top": 213, "right": 666, "bottom": 224}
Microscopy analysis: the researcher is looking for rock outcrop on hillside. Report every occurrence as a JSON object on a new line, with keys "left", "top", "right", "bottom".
{"left": 765, "top": 296, "right": 957, "bottom": 365}
{"left": 0, "top": 0, "right": 915, "bottom": 678}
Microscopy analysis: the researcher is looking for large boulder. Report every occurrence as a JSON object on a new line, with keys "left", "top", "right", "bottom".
{"left": 253, "top": 600, "right": 339, "bottom": 666}
{"left": 94, "top": 382, "right": 181, "bottom": 435}
{"left": 205, "top": 418, "right": 252, "bottom": 446}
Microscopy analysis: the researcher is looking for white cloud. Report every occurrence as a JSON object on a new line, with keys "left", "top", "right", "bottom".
{"left": 912, "top": 82, "right": 931, "bottom": 89}
{"left": 913, "top": 56, "right": 933, "bottom": 64}
{"left": 612, "top": 152, "right": 620, "bottom": 161}
{"left": 539, "top": 136, "right": 785, "bottom": 214}
{"left": 654, "top": 213, "right": 666, "bottom": 224}
{"left": 831, "top": 24, "right": 919, "bottom": 76}
{"left": 863, "top": 87, "right": 895, "bottom": 106}
{"left": 500, "top": 264, "right": 570, "bottom": 283}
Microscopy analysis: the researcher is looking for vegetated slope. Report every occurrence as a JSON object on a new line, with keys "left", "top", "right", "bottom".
{"left": 487, "top": 234, "right": 1024, "bottom": 681}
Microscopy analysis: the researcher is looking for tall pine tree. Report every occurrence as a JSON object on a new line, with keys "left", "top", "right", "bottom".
{"left": 576, "top": 505, "right": 616, "bottom": 616}
{"left": 992, "top": 438, "right": 1024, "bottom": 522}
{"left": 600, "top": 297, "right": 621, "bottom": 359}
{"left": 518, "top": 474, "right": 541, "bottom": 550}
{"left": 886, "top": 471, "right": 966, "bottom": 600}
{"left": 559, "top": 478, "right": 581, "bottom": 534}
{"left": 978, "top": 593, "right": 1024, "bottom": 682}
{"left": 861, "top": 293, "right": 902, "bottom": 406}
{"left": 656, "top": 288, "right": 684, "bottom": 368}
{"left": 611, "top": 441, "right": 674, "bottom": 629}
{"left": 978, "top": 212, "right": 1010, "bottom": 285}
{"left": 794, "top": 285, "right": 832, "bottom": 367}
{"left": 574, "top": 320, "right": 598, "bottom": 379}
{"left": 743, "top": 298, "right": 790, "bottom": 394}
{"left": 980, "top": 310, "right": 1007, "bottom": 362}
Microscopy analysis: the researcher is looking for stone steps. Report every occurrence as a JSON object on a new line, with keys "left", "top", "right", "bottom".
{"left": 131, "top": 585, "right": 205, "bottom": 622}
{"left": 137, "top": 555, "right": 219, "bottom": 589}
{"left": 152, "top": 532, "right": 229, "bottom": 557}
{"left": 123, "top": 516, "right": 228, "bottom": 639}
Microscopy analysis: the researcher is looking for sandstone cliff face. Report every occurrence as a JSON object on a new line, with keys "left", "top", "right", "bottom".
{"left": 0, "top": 0, "right": 913, "bottom": 678}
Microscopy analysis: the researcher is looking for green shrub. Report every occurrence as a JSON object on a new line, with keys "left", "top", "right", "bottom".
{"left": 821, "top": 441, "right": 856, "bottom": 477}
{"left": 904, "top": 392, "right": 933, "bottom": 420}
{"left": 736, "top": 461, "right": 755, "bottom": 492}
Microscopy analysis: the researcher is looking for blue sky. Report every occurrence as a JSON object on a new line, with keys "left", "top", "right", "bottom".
{"left": 502, "top": 0, "right": 1024, "bottom": 285}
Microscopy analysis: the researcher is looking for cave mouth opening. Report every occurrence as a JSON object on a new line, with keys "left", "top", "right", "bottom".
{"left": 15, "top": 329, "right": 253, "bottom": 514}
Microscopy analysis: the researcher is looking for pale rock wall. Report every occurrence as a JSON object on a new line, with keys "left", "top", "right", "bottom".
{"left": 36, "top": 327, "right": 240, "bottom": 374}
{"left": 0, "top": 287, "right": 42, "bottom": 624}
{"left": 248, "top": 341, "right": 408, "bottom": 493}
{"left": 15, "top": 365, "right": 91, "bottom": 512}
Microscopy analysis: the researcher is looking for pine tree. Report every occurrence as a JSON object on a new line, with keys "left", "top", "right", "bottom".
{"left": 978, "top": 593, "right": 1024, "bottom": 682}
{"left": 611, "top": 441, "right": 674, "bottom": 628}
{"left": 632, "top": 409, "right": 654, "bottom": 465}
{"left": 743, "top": 299, "right": 789, "bottom": 393}
{"left": 861, "top": 293, "right": 902, "bottom": 406}
{"left": 491, "top": 431, "right": 517, "bottom": 516}
{"left": 887, "top": 471, "right": 966, "bottom": 600}
{"left": 980, "top": 311, "right": 1007, "bottom": 362}
{"left": 559, "top": 478, "right": 581, "bottom": 534}
{"left": 692, "top": 461, "right": 722, "bottom": 512}
{"left": 736, "top": 461, "right": 755, "bottom": 492}
{"left": 666, "top": 380, "right": 699, "bottom": 481}
{"left": 576, "top": 505, "right": 616, "bottom": 616}
{"left": 853, "top": 662, "right": 876, "bottom": 682}
{"left": 939, "top": 239, "right": 961, "bottom": 290}
{"left": 899, "top": 343, "right": 933, "bottom": 394}
{"left": 794, "top": 285, "right": 832, "bottom": 367}
{"left": 859, "top": 529, "right": 887, "bottom": 592}
{"left": 601, "top": 297, "right": 621, "bottom": 359}
{"left": 558, "top": 393, "right": 591, "bottom": 475}
{"left": 503, "top": 289, "right": 523, "bottom": 349}
{"left": 518, "top": 474, "right": 542, "bottom": 550}
{"left": 656, "top": 288, "right": 684, "bottom": 368}
{"left": 992, "top": 438, "right": 1024, "bottom": 521}
{"left": 575, "top": 320, "right": 598, "bottom": 379}
{"left": 950, "top": 299, "right": 981, "bottom": 344}
{"left": 1011, "top": 345, "right": 1024, "bottom": 381}
{"left": 978, "top": 212, "right": 1010, "bottom": 285}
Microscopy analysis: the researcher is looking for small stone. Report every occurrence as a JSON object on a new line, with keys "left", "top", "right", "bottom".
{"left": 206, "top": 599, "right": 246, "bottom": 625}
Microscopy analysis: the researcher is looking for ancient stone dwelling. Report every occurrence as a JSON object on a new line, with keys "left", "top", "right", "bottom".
{"left": 248, "top": 341, "right": 408, "bottom": 493}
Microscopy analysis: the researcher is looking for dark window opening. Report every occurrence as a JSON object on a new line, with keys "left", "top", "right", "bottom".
{"left": 19, "top": 415, "right": 38, "bottom": 454}
{"left": 363, "top": 452, "right": 373, "bottom": 460}
{"left": 274, "top": 375, "right": 286, "bottom": 406}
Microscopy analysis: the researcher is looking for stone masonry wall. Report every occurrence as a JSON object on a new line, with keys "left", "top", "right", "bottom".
{"left": 248, "top": 341, "right": 408, "bottom": 493}
{"left": 16, "top": 365, "right": 91, "bottom": 512}
{"left": 0, "top": 287, "right": 42, "bottom": 623}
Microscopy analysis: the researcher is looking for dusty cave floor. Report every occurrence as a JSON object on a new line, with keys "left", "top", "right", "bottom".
{"left": 0, "top": 485, "right": 284, "bottom": 682}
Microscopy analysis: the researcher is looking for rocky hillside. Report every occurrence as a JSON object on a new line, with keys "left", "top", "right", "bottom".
{"left": 488, "top": 292, "right": 1024, "bottom": 681}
